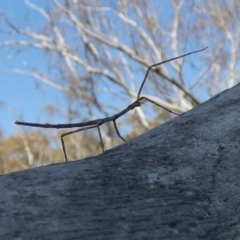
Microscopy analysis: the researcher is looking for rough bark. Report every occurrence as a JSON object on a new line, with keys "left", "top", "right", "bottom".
{"left": 1, "top": 84, "right": 240, "bottom": 240}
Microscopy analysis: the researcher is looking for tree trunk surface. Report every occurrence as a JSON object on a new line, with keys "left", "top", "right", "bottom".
{"left": 1, "top": 84, "right": 240, "bottom": 240}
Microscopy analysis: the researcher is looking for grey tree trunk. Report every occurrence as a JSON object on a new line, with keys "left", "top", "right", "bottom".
{"left": 1, "top": 84, "right": 240, "bottom": 240}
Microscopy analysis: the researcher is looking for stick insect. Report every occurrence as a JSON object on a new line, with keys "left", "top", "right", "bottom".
{"left": 15, "top": 47, "right": 207, "bottom": 162}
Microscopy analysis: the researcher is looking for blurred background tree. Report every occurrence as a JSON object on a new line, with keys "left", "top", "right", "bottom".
{"left": 0, "top": 0, "right": 239, "bottom": 174}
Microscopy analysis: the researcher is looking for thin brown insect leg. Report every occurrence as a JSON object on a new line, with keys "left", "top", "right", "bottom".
{"left": 61, "top": 136, "right": 68, "bottom": 163}
{"left": 113, "top": 119, "right": 126, "bottom": 142}
{"left": 137, "top": 47, "right": 208, "bottom": 99}
{"left": 61, "top": 124, "right": 98, "bottom": 162}
{"left": 97, "top": 124, "right": 104, "bottom": 152}
{"left": 140, "top": 97, "right": 180, "bottom": 115}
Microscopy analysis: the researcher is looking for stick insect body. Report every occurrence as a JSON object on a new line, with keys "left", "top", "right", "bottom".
{"left": 15, "top": 47, "right": 208, "bottom": 162}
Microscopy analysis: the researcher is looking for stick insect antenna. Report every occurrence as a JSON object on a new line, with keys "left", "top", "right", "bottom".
{"left": 137, "top": 47, "right": 208, "bottom": 99}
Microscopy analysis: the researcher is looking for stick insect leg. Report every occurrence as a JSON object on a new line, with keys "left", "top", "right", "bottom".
{"left": 97, "top": 124, "right": 104, "bottom": 153}
{"left": 140, "top": 96, "right": 180, "bottom": 115}
{"left": 61, "top": 125, "right": 98, "bottom": 163}
{"left": 113, "top": 120, "right": 126, "bottom": 142}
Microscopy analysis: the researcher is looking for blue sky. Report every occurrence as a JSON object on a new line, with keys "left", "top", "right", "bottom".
{"left": 0, "top": 1, "right": 66, "bottom": 137}
{"left": 0, "top": 1, "right": 210, "bottom": 139}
